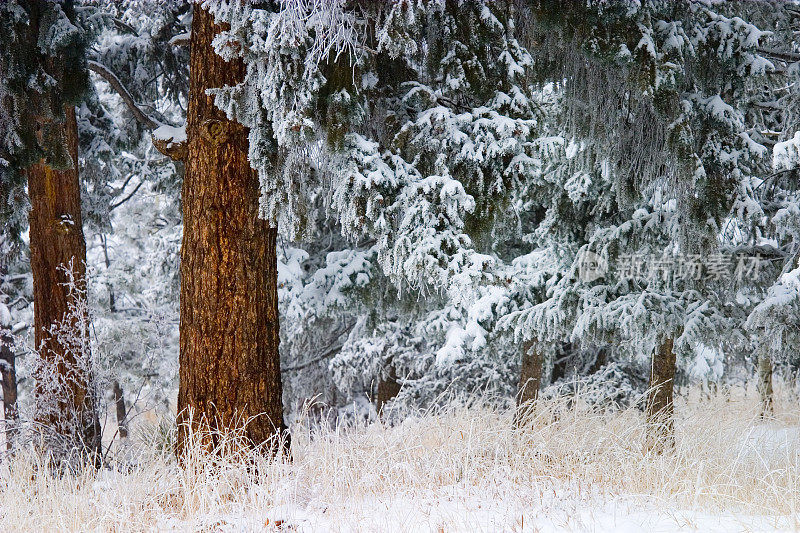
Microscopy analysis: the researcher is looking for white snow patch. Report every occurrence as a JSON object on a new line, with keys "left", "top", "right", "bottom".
{"left": 152, "top": 124, "right": 187, "bottom": 144}
{"left": 168, "top": 32, "right": 190, "bottom": 45}
{"left": 0, "top": 303, "right": 10, "bottom": 328}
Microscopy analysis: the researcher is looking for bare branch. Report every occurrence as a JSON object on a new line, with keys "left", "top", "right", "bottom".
{"left": 282, "top": 321, "right": 356, "bottom": 372}
{"left": 109, "top": 180, "right": 145, "bottom": 211}
{"left": 88, "top": 61, "right": 187, "bottom": 160}
{"left": 87, "top": 61, "right": 158, "bottom": 130}
{"left": 757, "top": 48, "right": 800, "bottom": 64}
{"left": 282, "top": 344, "right": 343, "bottom": 372}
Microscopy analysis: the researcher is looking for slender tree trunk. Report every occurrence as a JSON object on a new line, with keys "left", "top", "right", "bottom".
{"left": 101, "top": 234, "right": 116, "bottom": 312}
{"left": 113, "top": 381, "right": 128, "bottom": 440}
{"left": 0, "top": 326, "right": 17, "bottom": 452}
{"left": 375, "top": 359, "right": 401, "bottom": 417}
{"left": 176, "top": 5, "right": 287, "bottom": 457}
{"left": 757, "top": 353, "right": 774, "bottom": 418}
{"left": 646, "top": 337, "right": 676, "bottom": 453}
{"left": 514, "top": 339, "right": 542, "bottom": 427}
{"left": 27, "top": 106, "right": 100, "bottom": 462}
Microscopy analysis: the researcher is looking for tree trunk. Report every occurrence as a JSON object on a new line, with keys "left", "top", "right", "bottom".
{"left": 27, "top": 106, "right": 100, "bottom": 462}
{"left": 375, "top": 360, "right": 401, "bottom": 417}
{"left": 514, "top": 339, "right": 542, "bottom": 427}
{"left": 176, "top": 5, "right": 287, "bottom": 457}
{"left": 757, "top": 352, "right": 774, "bottom": 418}
{"left": 113, "top": 381, "right": 128, "bottom": 440}
{"left": 646, "top": 337, "right": 676, "bottom": 453}
{"left": 0, "top": 326, "right": 17, "bottom": 452}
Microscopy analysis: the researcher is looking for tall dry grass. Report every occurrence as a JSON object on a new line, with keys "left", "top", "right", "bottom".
{"left": 1, "top": 383, "right": 799, "bottom": 531}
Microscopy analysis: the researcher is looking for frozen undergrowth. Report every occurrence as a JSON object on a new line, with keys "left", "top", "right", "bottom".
{"left": 2, "top": 385, "right": 799, "bottom": 532}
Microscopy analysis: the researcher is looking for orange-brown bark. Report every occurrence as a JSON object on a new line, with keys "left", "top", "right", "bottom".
{"left": 28, "top": 106, "right": 100, "bottom": 458}
{"left": 176, "top": 5, "right": 287, "bottom": 457}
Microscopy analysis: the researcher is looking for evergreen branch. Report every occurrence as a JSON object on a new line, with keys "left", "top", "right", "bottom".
{"left": 109, "top": 172, "right": 136, "bottom": 196}
{"left": 436, "top": 95, "right": 471, "bottom": 113}
{"left": 753, "top": 167, "right": 797, "bottom": 192}
{"left": 168, "top": 32, "right": 191, "bottom": 47}
{"left": 1, "top": 274, "right": 28, "bottom": 284}
{"left": 7, "top": 297, "right": 29, "bottom": 310}
{"left": 112, "top": 18, "right": 138, "bottom": 36}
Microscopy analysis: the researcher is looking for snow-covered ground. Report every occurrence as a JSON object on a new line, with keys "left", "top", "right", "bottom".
{"left": 146, "top": 487, "right": 797, "bottom": 532}
{"left": 2, "top": 387, "right": 799, "bottom": 532}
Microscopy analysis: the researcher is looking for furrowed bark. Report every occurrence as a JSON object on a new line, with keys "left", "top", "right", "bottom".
{"left": 646, "top": 337, "right": 676, "bottom": 453}
{"left": 28, "top": 106, "right": 100, "bottom": 463}
{"left": 176, "top": 5, "right": 287, "bottom": 458}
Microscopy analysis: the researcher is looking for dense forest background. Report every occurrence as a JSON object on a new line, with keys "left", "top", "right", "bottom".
{"left": 2, "top": 0, "right": 800, "bottom": 463}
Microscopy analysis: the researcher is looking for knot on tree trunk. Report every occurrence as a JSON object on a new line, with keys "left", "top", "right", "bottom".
{"left": 201, "top": 119, "right": 231, "bottom": 145}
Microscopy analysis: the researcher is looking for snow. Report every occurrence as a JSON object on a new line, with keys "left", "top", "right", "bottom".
{"left": 773, "top": 131, "right": 800, "bottom": 171}
{"left": 100, "top": 481, "right": 799, "bottom": 532}
{"left": 152, "top": 124, "right": 186, "bottom": 144}
{"left": 0, "top": 303, "right": 10, "bottom": 327}
{"left": 3, "top": 2, "right": 799, "bottom": 529}
{"left": 168, "top": 32, "right": 190, "bottom": 46}
{"left": 742, "top": 424, "right": 800, "bottom": 459}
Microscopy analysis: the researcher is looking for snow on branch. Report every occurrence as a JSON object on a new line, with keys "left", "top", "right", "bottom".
{"left": 87, "top": 60, "right": 187, "bottom": 161}
{"left": 151, "top": 124, "right": 188, "bottom": 161}
{"left": 169, "top": 32, "right": 190, "bottom": 47}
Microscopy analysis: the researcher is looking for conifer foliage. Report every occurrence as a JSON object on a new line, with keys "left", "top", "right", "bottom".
{"left": 2, "top": 0, "right": 800, "bottom": 464}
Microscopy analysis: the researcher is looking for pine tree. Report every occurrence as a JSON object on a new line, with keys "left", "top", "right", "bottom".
{"left": 204, "top": 0, "right": 550, "bottom": 410}
{"left": 1, "top": 0, "right": 100, "bottom": 462}
{"left": 175, "top": 3, "right": 287, "bottom": 456}
{"left": 504, "top": 0, "right": 772, "bottom": 449}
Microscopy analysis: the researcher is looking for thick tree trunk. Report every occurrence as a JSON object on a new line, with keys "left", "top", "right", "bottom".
{"left": 27, "top": 106, "right": 100, "bottom": 462}
{"left": 514, "top": 339, "right": 542, "bottom": 427}
{"left": 757, "top": 353, "right": 774, "bottom": 418}
{"left": 176, "top": 5, "right": 287, "bottom": 457}
{"left": 646, "top": 337, "right": 676, "bottom": 453}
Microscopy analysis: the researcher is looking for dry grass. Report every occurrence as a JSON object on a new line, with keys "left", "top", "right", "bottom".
{"left": 2, "top": 384, "right": 799, "bottom": 531}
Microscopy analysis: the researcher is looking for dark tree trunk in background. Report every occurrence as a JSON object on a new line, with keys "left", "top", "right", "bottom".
{"left": 113, "top": 381, "right": 128, "bottom": 439}
{"left": 176, "top": 5, "right": 287, "bottom": 457}
{"left": 757, "top": 353, "right": 774, "bottom": 419}
{"left": 0, "top": 326, "right": 17, "bottom": 451}
{"left": 514, "top": 339, "right": 542, "bottom": 427}
{"left": 27, "top": 106, "right": 100, "bottom": 462}
{"left": 375, "top": 360, "right": 401, "bottom": 416}
{"left": 646, "top": 337, "right": 676, "bottom": 453}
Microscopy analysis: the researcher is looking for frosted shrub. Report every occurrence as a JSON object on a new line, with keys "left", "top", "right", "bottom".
{"left": 21, "top": 261, "right": 105, "bottom": 469}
